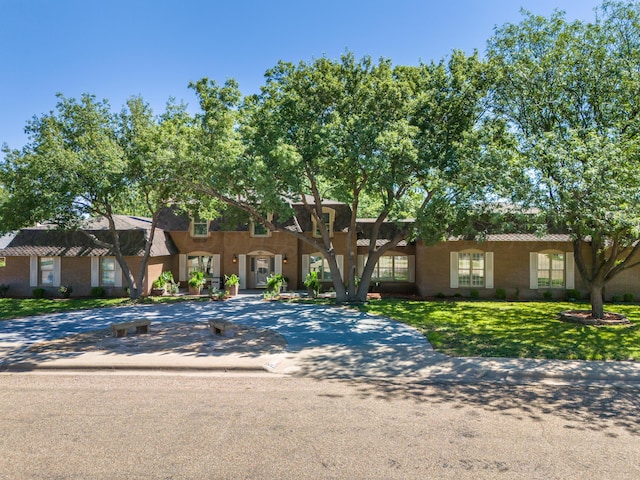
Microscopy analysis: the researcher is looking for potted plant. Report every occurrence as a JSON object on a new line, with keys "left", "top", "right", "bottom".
{"left": 266, "top": 273, "right": 285, "bottom": 294}
{"left": 151, "top": 271, "right": 175, "bottom": 296}
{"left": 304, "top": 271, "right": 321, "bottom": 298}
{"left": 188, "top": 271, "right": 206, "bottom": 295}
{"left": 224, "top": 273, "right": 240, "bottom": 296}
{"left": 208, "top": 288, "right": 225, "bottom": 301}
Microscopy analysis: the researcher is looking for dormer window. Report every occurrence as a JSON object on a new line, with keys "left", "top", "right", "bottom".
{"left": 312, "top": 208, "right": 335, "bottom": 238}
{"left": 191, "top": 217, "right": 209, "bottom": 238}
{"left": 250, "top": 214, "right": 273, "bottom": 237}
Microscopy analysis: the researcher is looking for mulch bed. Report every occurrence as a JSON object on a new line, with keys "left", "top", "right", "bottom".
{"left": 558, "top": 310, "right": 631, "bottom": 326}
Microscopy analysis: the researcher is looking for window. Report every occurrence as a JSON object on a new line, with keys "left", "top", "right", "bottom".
{"left": 458, "top": 252, "right": 484, "bottom": 287}
{"left": 250, "top": 214, "right": 273, "bottom": 237}
{"left": 188, "top": 255, "right": 214, "bottom": 278}
{"left": 312, "top": 208, "right": 335, "bottom": 238}
{"left": 309, "top": 254, "right": 332, "bottom": 281}
{"left": 0, "top": 257, "right": 5, "bottom": 268}
{"left": 191, "top": 217, "right": 209, "bottom": 237}
{"left": 40, "top": 257, "right": 54, "bottom": 286}
{"left": 366, "top": 255, "right": 410, "bottom": 281}
{"left": 100, "top": 257, "right": 116, "bottom": 286}
{"left": 538, "top": 252, "right": 564, "bottom": 288}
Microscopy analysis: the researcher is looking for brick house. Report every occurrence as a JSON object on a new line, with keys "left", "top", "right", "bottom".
{"left": 1, "top": 200, "right": 640, "bottom": 300}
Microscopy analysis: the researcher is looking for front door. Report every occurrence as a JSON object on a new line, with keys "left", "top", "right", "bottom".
{"left": 255, "top": 257, "right": 270, "bottom": 288}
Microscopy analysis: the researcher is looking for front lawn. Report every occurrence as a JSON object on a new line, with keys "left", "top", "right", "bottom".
{"left": 360, "top": 299, "right": 640, "bottom": 361}
{"left": 0, "top": 295, "right": 206, "bottom": 321}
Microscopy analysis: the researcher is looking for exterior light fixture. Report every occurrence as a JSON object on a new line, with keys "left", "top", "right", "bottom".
{"left": 283, "top": 255, "right": 288, "bottom": 264}
{"left": 232, "top": 254, "right": 237, "bottom": 263}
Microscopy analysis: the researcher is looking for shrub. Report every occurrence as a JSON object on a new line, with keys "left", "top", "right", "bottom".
{"left": 167, "top": 282, "right": 180, "bottom": 295}
{"left": 470, "top": 289, "right": 480, "bottom": 299}
{"left": 266, "top": 273, "right": 286, "bottom": 293}
{"left": 0, "top": 284, "right": 9, "bottom": 298}
{"left": 543, "top": 290, "right": 553, "bottom": 300}
{"left": 91, "top": 286, "right": 106, "bottom": 298}
{"left": 611, "top": 294, "right": 623, "bottom": 303}
{"left": 304, "top": 271, "right": 321, "bottom": 298}
{"left": 623, "top": 293, "right": 635, "bottom": 303}
{"left": 32, "top": 288, "right": 46, "bottom": 299}
{"left": 495, "top": 288, "right": 506, "bottom": 300}
{"left": 513, "top": 287, "right": 520, "bottom": 300}
{"left": 566, "top": 289, "right": 580, "bottom": 301}
{"left": 435, "top": 292, "right": 446, "bottom": 299}
{"left": 58, "top": 285, "right": 73, "bottom": 298}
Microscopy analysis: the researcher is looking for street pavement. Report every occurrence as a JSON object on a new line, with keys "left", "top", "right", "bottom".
{"left": 1, "top": 293, "right": 639, "bottom": 386}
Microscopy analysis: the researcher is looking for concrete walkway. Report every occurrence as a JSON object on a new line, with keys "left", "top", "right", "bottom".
{"left": 1, "top": 293, "right": 639, "bottom": 386}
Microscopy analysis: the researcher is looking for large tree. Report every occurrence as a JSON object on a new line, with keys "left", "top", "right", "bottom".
{"left": 187, "top": 53, "right": 497, "bottom": 302}
{"left": 487, "top": 1, "right": 640, "bottom": 318}
{"left": 0, "top": 94, "right": 197, "bottom": 299}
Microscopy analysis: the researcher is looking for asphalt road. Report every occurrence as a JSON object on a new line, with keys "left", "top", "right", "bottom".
{"left": 1, "top": 373, "right": 638, "bottom": 479}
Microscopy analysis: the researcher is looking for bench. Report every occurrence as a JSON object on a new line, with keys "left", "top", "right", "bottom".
{"left": 110, "top": 320, "right": 151, "bottom": 338}
{"left": 208, "top": 319, "right": 236, "bottom": 338}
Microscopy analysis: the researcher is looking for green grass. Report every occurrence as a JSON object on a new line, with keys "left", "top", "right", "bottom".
{"left": 359, "top": 299, "right": 640, "bottom": 361}
{"left": 0, "top": 295, "right": 208, "bottom": 321}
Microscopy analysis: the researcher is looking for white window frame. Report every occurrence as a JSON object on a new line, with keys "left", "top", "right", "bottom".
{"left": 190, "top": 216, "right": 209, "bottom": 238}
{"left": 100, "top": 257, "right": 117, "bottom": 286}
{"left": 91, "top": 256, "right": 122, "bottom": 288}
{"left": 361, "top": 254, "right": 412, "bottom": 282}
{"left": 530, "top": 250, "right": 574, "bottom": 290}
{"left": 250, "top": 214, "right": 273, "bottom": 238}
{"left": 40, "top": 256, "right": 55, "bottom": 286}
{"left": 302, "top": 252, "right": 344, "bottom": 281}
{"left": 312, "top": 208, "right": 335, "bottom": 238}
{"left": 31, "top": 256, "right": 61, "bottom": 287}
{"left": 450, "top": 250, "right": 494, "bottom": 289}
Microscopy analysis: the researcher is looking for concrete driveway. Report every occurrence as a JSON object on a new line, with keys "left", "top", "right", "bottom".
{"left": 0, "top": 293, "right": 440, "bottom": 378}
{"left": 2, "top": 294, "right": 639, "bottom": 384}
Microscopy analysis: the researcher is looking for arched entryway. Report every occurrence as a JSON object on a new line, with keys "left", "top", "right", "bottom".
{"left": 244, "top": 250, "right": 282, "bottom": 289}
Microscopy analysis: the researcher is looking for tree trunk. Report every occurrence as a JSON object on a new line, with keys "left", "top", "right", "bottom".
{"left": 590, "top": 283, "right": 605, "bottom": 319}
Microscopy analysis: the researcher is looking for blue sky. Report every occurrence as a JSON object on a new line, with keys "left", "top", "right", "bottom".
{"left": 1, "top": 0, "right": 602, "bottom": 149}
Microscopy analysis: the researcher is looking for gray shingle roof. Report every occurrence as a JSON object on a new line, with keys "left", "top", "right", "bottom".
{"left": 0, "top": 216, "right": 177, "bottom": 257}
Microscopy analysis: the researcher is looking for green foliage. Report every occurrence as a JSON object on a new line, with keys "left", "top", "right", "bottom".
{"left": 167, "top": 281, "right": 179, "bottom": 295}
{"left": 266, "top": 273, "right": 286, "bottom": 293}
{"left": 0, "top": 284, "right": 9, "bottom": 298}
{"left": 208, "top": 288, "right": 225, "bottom": 300}
{"left": 543, "top": 290, "right": 553, "bottom": 300}
{"left": 152, "top": 271, "right": 175, "bottom": 289}
{"left": 224, "top": 273, "right": 240, "bottom": 287}
{"left": 566, "top": 289, "right": 581, "bottom": 301}
{"left": 32, "top": 288, "right": 46, "bottom": 299}
{"left": 91, "top": 286, "right": 106, "bottom": 298}
{"left": 360, "top": 299, "right": 640, "bottom": 360}
{"left": 188, "top": 271, "right": 205, "bottom": 289}
{"left": 188, "top": 52, "right": 497, "bottom": 303}
{"left": 487, "top": 3, "right": 640, "bottom": 318}
{"left": 0, "top": 93, "right": 206, "bottom": 300}
{"left": 624, "top": 293, "right": 635, "bottom": 303}
{"left": 58, "top": 285, "right": 73, "bottom": 298}
{"left": 495, "top": 288, "right": 506, "bottom": 300}
{"left": 470, "top": 289, "right": 480, "bottom": 299}
{"left": 304, "top": 271, "right": 321, "bottom": 298}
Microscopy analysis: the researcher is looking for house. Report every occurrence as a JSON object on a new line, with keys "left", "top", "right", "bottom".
{"left": 2, "top": 200, "right": 640, "bottom": 301}
{"left": 0, "top": 216, "right": 176, "bottom": 297}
